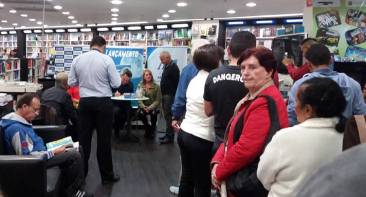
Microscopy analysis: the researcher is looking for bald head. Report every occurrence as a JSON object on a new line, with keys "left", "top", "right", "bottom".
{"left": 55, "top": 72, "right": 69, "bottom": 90}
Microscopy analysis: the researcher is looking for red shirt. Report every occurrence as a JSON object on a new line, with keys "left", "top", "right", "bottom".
{"left": 286, "top": 62, "right": 311, "bottom": 81}
{"left": 67, "top": 86, "right": 80, "bottom": 101}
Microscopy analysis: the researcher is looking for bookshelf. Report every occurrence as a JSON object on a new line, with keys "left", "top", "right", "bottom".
{"left": 27, "top": 58, "right": 42, "bottom": 82}
{"left": 0, "top": 35, "right": 17, "bottom": 54}
{"left": 0, "top": 58, "right": 21, "bottom": 81}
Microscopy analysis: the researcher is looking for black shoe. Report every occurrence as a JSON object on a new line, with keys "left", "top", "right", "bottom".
{"left": 102, "top": 174, "right": 120, "bottom": 185}
{"left": 73, "top": 189, "right": 93, "bottom": 197}
{"left": 159, "top": 137, "right": 174, "bottom": 144}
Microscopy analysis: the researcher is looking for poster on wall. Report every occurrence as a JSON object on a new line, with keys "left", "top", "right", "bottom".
{"left": 312, "top": 0, "right": 366, "bottom": 61}
{"left": 105, "top": 47, "right": 144, "bottom": 91}
{"left": 146, "top": 46, "right": 187, "bottom": 83}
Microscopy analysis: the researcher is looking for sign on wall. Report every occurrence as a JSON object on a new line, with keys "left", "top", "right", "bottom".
{"left": 53, "top": 45, "right": 89, "bottom": 74}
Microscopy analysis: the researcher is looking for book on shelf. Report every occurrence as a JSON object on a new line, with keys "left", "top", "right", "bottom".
{"left": 46, "top": 136, "right": 79, "bottom": 151}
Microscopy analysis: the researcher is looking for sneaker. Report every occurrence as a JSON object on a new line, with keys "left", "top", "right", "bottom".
{"left": 169, "top": 186, "right": 179, "bottom": 195}
{"left": 73, "top": 189, "right": 93, "bottom": 197}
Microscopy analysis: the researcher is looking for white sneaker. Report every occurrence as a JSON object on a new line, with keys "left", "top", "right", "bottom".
{"left": 169, "top": 186, "right": 179, "bottom": 195}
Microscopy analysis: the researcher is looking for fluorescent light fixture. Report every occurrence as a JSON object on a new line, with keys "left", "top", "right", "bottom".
{"left": 156, "top": 18, "right": 164, "bottom": 22}
{"left": 37, "top": 21, "right": 43, "bottom": 25}
{"left": 34, "top": 29, "right": 42, "bottom": 33}
{"left": 29, "top": 18, "right": 36, "bottom": 22}
{"left": 67, "top": 28, "right": 78, "bottom": 32}
{"left": 76, "top": 24, "right": 83, "bottom": 27}
{"left": 127, "top": 26, "right": 141, "bottom": 30}
{"left": 12, "top": 23, "right": 18, "bottom": 26}
{"left": 1, "top": 20, "right": 7, "bottom": 23}
{"left": 156, "top": 18, "right": 203, "bottom": 23}
{"left": 162, "top": 14, "right": 170, "bottom": 18}
{"left": 20, "top": 14, "right": 28, "bottom": 17}
{"left": 168, "top": 9, "right": 176, "bottom": 13}
{"left": 285, "top": 19, "right": 303, "bottom": 23}
{"left": 9, "top": 9, "right": 16, "bottom": 14}
{"left": 228, "top": 21, "right": 244, "bottom": 25}
{"left": 111, "top": 21, "right": 117, "bottom": 24}
{"left": 227, "top": 9, "right": 236, "bottom": 14}
{"left": 97, "top": 27, "right": 109, "bottom": 31}
{"left": 111, "top": 18, "right": 118, "bottom": 21}
{"left": 177, "top": 2, "right": 187, "bottom": 7}
{"left": 23, "top": 30, "right": 32, "bottom": 34}
{"left": 1, "top": 31, "right": 8, "bottom": 35}
{"left": 72, "top": 20, "right": 78, "bottom": 24}
{"left": 56, "top": 29, "right": 65, "bottom": 33}
{"left": 111, "top": 13, "right": 119, "bottom": 17}
{"left": 9, "top": 30, "right": 16, "bottom": 34}
{"left": 80, "top": 28, "right": 91, "bottom": 32}
{"left": 171, "top": 23, "right": 189, "bottom": 28}
{"left": 246, "top": 2, "right": 257, "bottom": 7}
{"left": 54, "top": 5, "right": 62, "bottom": 10}
{"left": 157, "top": 25, "right": 168, "bottom": 29}
{"left": 144, "top": 25, "right": 154, "bottom": 30}
{"left": 111, "top": 27, "right": 124, "bottom": 31}
{"left": 44, "top": 24, "right": 48, "bottom": 27}
{"left": 110, "top": 0, "right": 123, "bottom": 5}
{"left": 0, "top": 3, "right": 4, "bottom": 7}
{"left": 68, "top": 16, "right": 75, "bottom": 19}
{"left": 111, "top": 8, "right": 119, "bottom": 12}
{"left": 20, "top": 26, "right": 26, "bottom": 28}
{"left": 44, "top": 29, "right": 53, "bottom": 33}
{"left": 255, "top": 20, "right": 274, "bottom": 24}
{"left": 62, "top": 11, "right": 70, "bottom": 15}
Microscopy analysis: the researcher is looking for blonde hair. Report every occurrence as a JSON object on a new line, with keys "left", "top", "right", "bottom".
{"left": 142, "top": 69, "right": 154, "bottom": 84}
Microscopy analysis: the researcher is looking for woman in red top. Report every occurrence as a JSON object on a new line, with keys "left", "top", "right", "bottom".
{"left": 211, "top": 47, "right": 289, "bottom": 196}
{"left": 67, "top": 86, "right": 80, "bottom": 108}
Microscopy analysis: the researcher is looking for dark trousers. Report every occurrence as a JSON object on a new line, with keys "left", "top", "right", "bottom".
{"left": 78, "top": 97, "right": 115, "bottom": 180}
{"left": 46, "top": 150, "right": 84, "bottom": 197}
{"left": 113, "top": 105, "right": 131, "bottom": 137}
{"left": 178, "top": 130, "right": 213, "bottom": 197}
{"left": 137, "top": 108, "right": 158, "bottom": 135}
{"left": 162, "top": 94, "right": 174, "bottom": 139}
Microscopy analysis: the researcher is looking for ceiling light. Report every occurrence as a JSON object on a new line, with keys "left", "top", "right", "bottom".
{"left": 157, "top": 25, "right": 168, "bottom": 29}
{"left": 0, "top": 3, "right": 4, "bottom": 7}
{"left": 20, "top": 14, "right": 28, "bottom": 17}
{"left": 168, "top": 9, "right": 176, "bottom": 13}
{"left": 157, "top": 18, "right": 164, "bottom": 22}
{"left": 111, "top": 8, "right": 119, "bottom": 12}
{"left": 228, "top": 21, "right": 244, "bottom": 25}
{"left": 177, "top": 2, "right": 187, "bottom": 7}
{"left": 44, "top": 29, "right": 53, "bottom": 33}
{"left": 76, "top": 24, "right": 82, "bottom": 26}
{"left": 67, "top": 28, "right": 78, "bottom": 32}
{"left": 144, "top": 25, "right": 154, "bottom": 30}
{"left": 54, "top": 5, "right": 62, "bottom": 10}
{"left": 9, "top": 9, "right": 16, "bottom": 14}
{"left": 34, "top": 29, "right": 42, "bottom": 33}
{"left": 162, "top": 14, "right": 170, "bottom": 18}
{"left": 97, "top": 27, "right": 109, "bottom": 31}
{"left": 9, "top": 30, "right": 16, "bottom": 34}
{"left": 1, "top": 31, "right": 8, "bottom": 35}
{"left": 72, "top": 20, "right": 78, "bottom": 24}
{"left": 55, "top": 29, "right": 65, "bottom": 33}
{"left": 171, "top": 23, "right": 189, "bottom": 28}
{"left": 1, "top": 20, "right": 7, "bottom": 23}
{"left": 111, "top": 27, "right": 124, "bottom": 31}
{"left": 112, "top": 13, "right": 119, "bottom": 17}
{"left": 255, "top": 20, "right": 274, "bottom": 24}
{"left": 12, "top": 23, "right": 17, "bottom": 26}
{"left": 285, "top": 19, "right": 303, "bottom": 23}
{"left": 37, "top": 21, "right": 43, "bottom": 25}
{"left": 29, "top": 18, "right": 36, "bottom": 22}
{"left": 62, "top": 11, "right": 70, "bottom": 15}
{"left": 20, "top": 26, "right": 26, "bottom": 28}
{"left": 227, "top": 9, "right": 236, "bottom": 14}
{"left": 68, "top": 16, "right": 75, "bottom": 19}
{"left": 111, "top": 18, "right": 118, "bottom": 21}
{"left": 246, "top": 2, "right": 257, "bottom": 7}
{"left": 127, "top": 26, "right": 141, "bottom": 30}
{"left": 23, "top": 30, "right": 32, "bottom": 34}
{"left": 44, "top": 24, "right": 48, "bottom": 27}
{"left": 80, "top": 28, "right": 91, "bottom": 32}
{"left": 110, "top": 0, "right": 123, "bottom": 5}
{"left": 111, "top": 21, "right": 117, "bottom": 24}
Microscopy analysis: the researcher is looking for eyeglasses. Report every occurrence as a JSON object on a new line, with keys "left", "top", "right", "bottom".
{"left": 29, "top": 105, "right": 40, "bottom": 114}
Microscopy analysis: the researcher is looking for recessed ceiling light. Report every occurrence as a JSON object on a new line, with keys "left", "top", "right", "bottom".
{"left": 1, "top": 20, "right": 7, "bottom": 23}
{"left": 72, "top": 20, "right": 78, "bottom": 23}
{"left": 112, "top": 27, "right": 124, "bottom": 31}
{"left": 111, "top": 13, "right": 119, "bottom": 17}
{"left": 177, "top": 2, "right": 187, "bottom": 7}
{"left": 44, "top": 24, "right": 48, "bottom": 27}
{"left": 12, "top": 23, "right": 17, "bottom": 26}
{"left": 111, "top": 18, "right": 118, "bottom": 21}
{"left": 37, "top": 21, "right": 43, "bottom": 25}
{"left": 54, "top": 5, "right": 62, "bottom": 10}
{"left": 9, "top": 9, "right": 16, "bottom": 14}
{"left": 34, "top": 29, "right": 42, "bottom": 33}
{"left": 111, "top": 21, "right": 117, "bottom": 24}
{"left": 156, "top": 18, "right": 164, "bottom": 22}
{"left": 144, "top": 25, "right": 154, "bottom": 30}
{"left": 110, "top": 0, "right": 123, "bottom": 5}
{"left": 162, "top": 14, "right": 170, "bottom": 18}
{"left": 111, "top": 8, "right": 119, "bottom": 12}
{"left": 227, "top": 9, "right": 236, "bottom": 14}
{"left": 20, "top": 14, "right": 28, "bottom": 17}
{"left": 68, "top": 16, "right": 75, "bottom": 19}
{"left": 168, "top": 9, "right": 176, "bottom": 13}
{"left": 62, "top": 11, "right": 70, "bottom": 15}
{"left": 246, "top": 2, "right": 257, "bottom": 7}
{"left": 0, "top": 3, "right": 4, "bottom": 7}
{"left": 29, "top": 18, "right": 36, "bottom": 22}
{"left": 21, "top": 26, "right": 26, "bottom": 28}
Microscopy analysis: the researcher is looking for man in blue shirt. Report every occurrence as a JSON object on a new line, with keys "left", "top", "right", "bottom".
{"left": 288, "top": 44, "right": 366, "bottom": 126}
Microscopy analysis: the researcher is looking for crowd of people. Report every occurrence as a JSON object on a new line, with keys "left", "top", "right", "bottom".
{"left": 1, "top": 33, "right": 366, "bottom": 197}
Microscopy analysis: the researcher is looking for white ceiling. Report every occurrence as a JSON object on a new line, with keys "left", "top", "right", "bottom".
{"left": 0, "top": 0, "right": 305, "bottom": 29}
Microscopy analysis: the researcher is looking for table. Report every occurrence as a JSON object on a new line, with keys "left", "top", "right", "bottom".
{"left": 111, "top": 95, "right": 149, "bottom": 142}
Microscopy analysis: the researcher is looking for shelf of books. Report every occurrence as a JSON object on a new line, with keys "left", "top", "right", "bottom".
{"left": 27, "top": 58, "right": 42, "bottom": 82}
{"left": 0, "top": 58, "right": 21, "bottom": 81}
{"left": 26, "top": 32, "right": 93, "bottom": 58}
{"left": 0, "top": 35, "right": 17, "bottom": 54}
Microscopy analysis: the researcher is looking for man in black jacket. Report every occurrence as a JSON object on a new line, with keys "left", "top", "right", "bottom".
{"left": 159, "top": 51, "right": 180, "bottom": 144}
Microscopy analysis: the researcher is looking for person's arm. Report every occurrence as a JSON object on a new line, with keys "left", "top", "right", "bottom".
{"left": 64, "top": 93, "right": 78, "bottom": 126}
{"left": 107, "top": 58, "right": 121, "bottom": 89}
{"left": 286, "top": 63, "right": 311, "bottom": 81}
{"left": 148, "top": 85, "right": 162, "bottom": 110}
{"left": 287, "top": 82, "right": 299, "bottom": 126}
{"left": 204, "top": 101, "right": 214, "bottom": 117}
{"left": 351, "top": 80, "right": 366, "bottom": 115}
{"left": 68, "top": 59, "right": 79, "bottom": 87}
{"left": 203, "top": 75, "right": 214, "bottom": 117}
{"left": 137, "top": 84, "right": 146, "bottom": 108}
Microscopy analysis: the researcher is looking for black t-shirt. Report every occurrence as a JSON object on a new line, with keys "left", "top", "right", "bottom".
{"left": 204, "top": 65, "right": 248, "bottom": 138}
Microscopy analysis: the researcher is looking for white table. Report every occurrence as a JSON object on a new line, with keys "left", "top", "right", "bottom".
{"left": 111, "top": 95, "right": 149, "bottom": 101}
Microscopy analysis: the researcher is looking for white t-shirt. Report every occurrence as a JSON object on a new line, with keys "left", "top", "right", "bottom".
{"left": 180, "top": 70, "right": 215, "bottom": 142}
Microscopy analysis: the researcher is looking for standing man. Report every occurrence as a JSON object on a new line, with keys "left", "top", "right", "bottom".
{"left": 159, "top": 51, "right": 180, "bottom": 144}
{"left": 68, "top": 36, "right": 121, "bottom": 184}
{"left": 204, "top": 31, "right": 256, "bottom": 152}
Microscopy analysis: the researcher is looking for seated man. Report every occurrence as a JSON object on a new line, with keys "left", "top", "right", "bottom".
{"left": 113, "top": 69, "right": 134, "bottom": 138}
{"left": 0, "top": 93, "right": 90, "bottom": 197}
{"left": 41, "top": 72, "right": 79, "bottom": 141}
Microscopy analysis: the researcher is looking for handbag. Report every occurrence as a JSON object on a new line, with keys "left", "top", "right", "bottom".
{"left": 225, "top": 95, "right": 281, "bottom": 197}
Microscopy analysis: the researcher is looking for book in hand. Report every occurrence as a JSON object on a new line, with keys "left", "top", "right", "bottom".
{"left": 46, "top": 136, "right": 79, "bottom": 151}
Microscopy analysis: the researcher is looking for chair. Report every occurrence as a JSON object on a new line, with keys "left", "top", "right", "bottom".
{"left": 33, "top": 104, "right": 62, "bottom": 126}
{"left": 0, "top": 126, "right": 62, "bottom": 197}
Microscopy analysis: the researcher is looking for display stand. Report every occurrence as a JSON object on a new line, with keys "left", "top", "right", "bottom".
{"left": 0, "top": 58, "right": 20, "bottom": 81}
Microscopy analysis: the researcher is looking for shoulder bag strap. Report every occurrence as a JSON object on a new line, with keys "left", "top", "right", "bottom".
{"left": 354, "top": 115, "right": 366, "bottom": 143}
